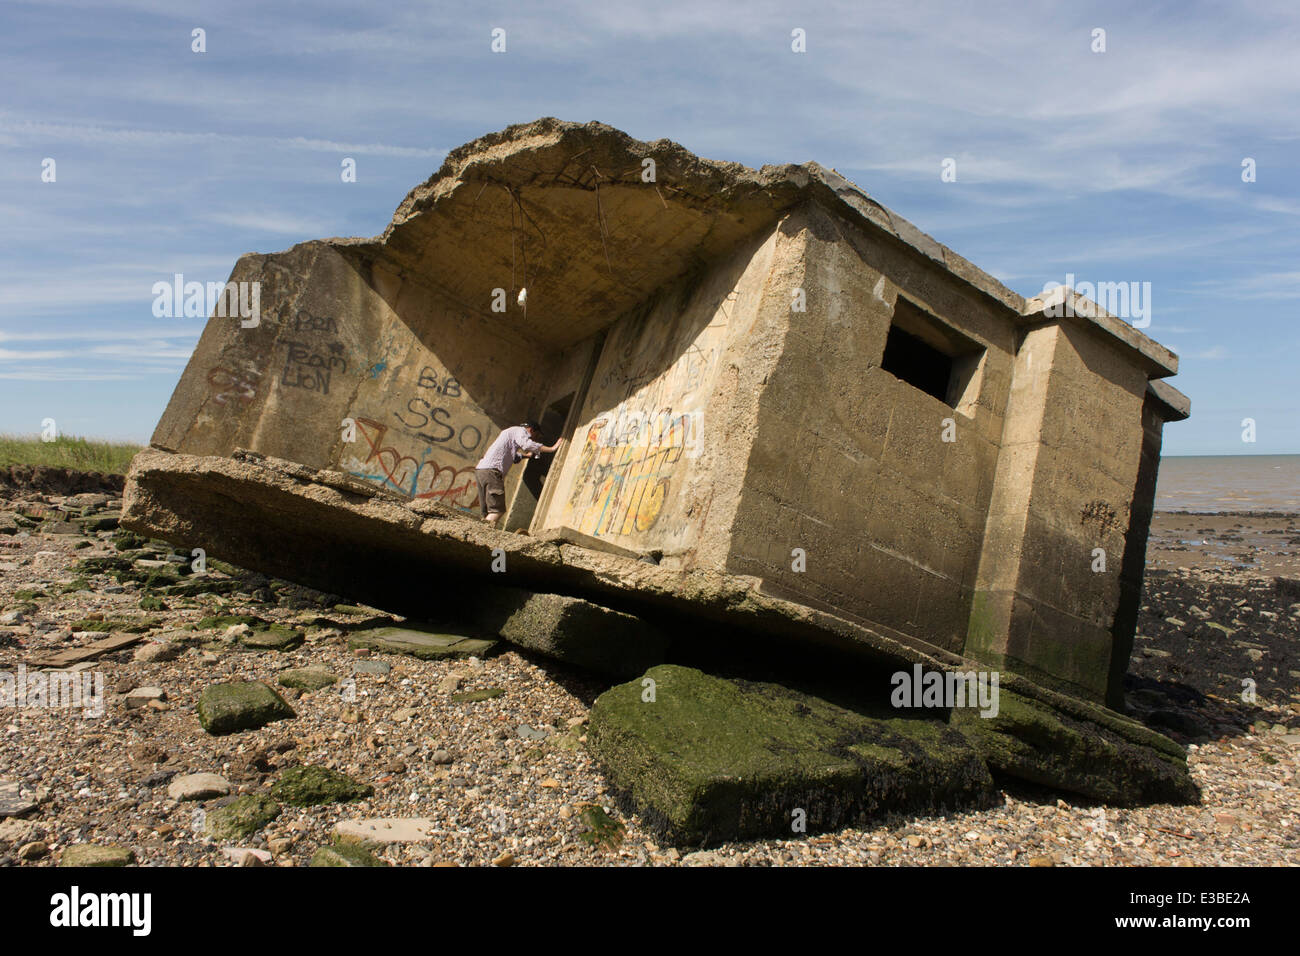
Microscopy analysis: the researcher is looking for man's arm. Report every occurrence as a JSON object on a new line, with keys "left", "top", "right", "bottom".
{"left": 521, "top": 438, "right": 563, "bottom": 458}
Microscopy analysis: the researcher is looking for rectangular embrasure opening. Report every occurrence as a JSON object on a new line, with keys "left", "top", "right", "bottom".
{"left": 881, "top": 297, "right": 986, "bottom": 413}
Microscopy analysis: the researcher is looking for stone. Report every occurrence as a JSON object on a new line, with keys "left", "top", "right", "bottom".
{"left": 60, "top": 844, "right": 134, "bottom": 867}
{"left": 577, "top": 805, "right": 624, "bottom": 848}
{"left": 391, "top": 707, "right": 418, "bottom": 722}
{"left": 0, "top": 817, "right": 39, "bottom": 843}
{"left": 167, "top": 773, "right": 232, "bottom": 801}
{"left": 241, "top": 626, "right": 305, "bottom": 651}
{"left": 205, "top": 794, "right": 281, "bottom": 841}
{"left": 276, "top": 668, "right": 339, "bottom": 691}
{"left": 270, "top": 765, "right": 373, "bottom": 806}
{"left": 438, "top": 673, "right": 462, "bottom": 694}
{"left": 124, "top": 686, "right": 166, "bottom": 708}
{"left": 347, "top": 626, "right": 496, "bottom": 661}
{"left": 1273, "top": 576, "right": 1300, "bottom": 602}
{"left": 451, "top": 688, "right": 504, "bottom": 703}
{"left": 682, "top": 850, "right": 723, "bottom": 867}
{"left": 221, "top": 846, "right": 273, "bottom": 866}
{"left": 352, "top": 660, "right": 390, "bottom": 676}
{"left": 17, "top": 840, "right": 48, "bottom": 860}
{"left": 333, "top": 817, "right": 438, "bottom": 845}
{"left": 133, "top": 641, "right": 183, "bottom": 663}
{"left": 0, "top": 780, "right": 36, "bottom": 818}
{"left": 197, "top": 681, "right": 296, "bottom": 735}
{"left": 588, "top": 665, "right": 996, "bottom": 846}
{"left": 950, "top": 685, "right": 1199, "bottom": 805}
{"left": 491, "top": 592, "right": 667, "bottom": 678}
{"left": 311, "top": 841, "right": 388, "bottom": 867}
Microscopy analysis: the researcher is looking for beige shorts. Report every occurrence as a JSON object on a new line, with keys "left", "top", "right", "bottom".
{"left": 475, "top": 467, "right": 505, "bottom": 516}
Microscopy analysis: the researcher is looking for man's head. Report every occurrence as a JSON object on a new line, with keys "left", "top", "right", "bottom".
{"left": 522, "top": 420, "right": 542, "bottom": 441}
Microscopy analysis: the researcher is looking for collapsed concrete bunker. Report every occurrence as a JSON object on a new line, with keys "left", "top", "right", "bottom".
{"left": 123, "top": 119, "right": 1197, "bottom": 840}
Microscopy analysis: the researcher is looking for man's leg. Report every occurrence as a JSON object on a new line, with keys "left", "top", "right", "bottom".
{"left": 481, "top": 468, "right": 506, "bottom": 525}
{"left": 475, "top": 468, "right": 493, "bottom": 522}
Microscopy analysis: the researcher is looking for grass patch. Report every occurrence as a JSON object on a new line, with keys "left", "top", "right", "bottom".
{"left": 68, "top": 616, "right": 160, "bottom": 634}
{"left": 0, "top": 434, "right": 141, "bottom": 474}
{"left": 68, "top": 619, "right": 113, "bottom": 632}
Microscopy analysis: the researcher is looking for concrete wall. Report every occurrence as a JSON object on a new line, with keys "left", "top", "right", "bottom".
{"left": 967, "top": 320, "right": 1150, "bottom": 702}
{"left": 537, "top": 227, "right": 787, "bottom": 564}
{"left": 725, "top": 203, "right": 1015, "bottom": 653}
{"left": 153, "top": 242, "right": 578, "bottom": 513}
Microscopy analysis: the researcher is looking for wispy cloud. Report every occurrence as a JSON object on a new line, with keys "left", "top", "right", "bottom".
{"left": 0, "top": 118, "right": 446, "bottom": 158}
{"left": 208, "top": 211, "right": 331, "bottom": 235}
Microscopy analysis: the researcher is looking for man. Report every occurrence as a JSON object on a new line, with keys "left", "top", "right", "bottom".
{"left": 474, "top": 421, "right": 564, "bottom": 526}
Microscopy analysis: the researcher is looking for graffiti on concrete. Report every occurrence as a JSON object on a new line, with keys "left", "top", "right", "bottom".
{"left": 558, "top": 302, "right": 728, "bottom": 538}
{"left": 281, "top": 340, "right": 347, "bottom": 394}
{"left": 342, "top": 417, "right": 480, "bottom": 509}
{"left": 562, "top": 409, "right": 699, "bottom": 537}
{"left": 390, "top": 366, "right": 485, "bottom": 456}
{"left": 206, "top": 361, "right": 261, "bottom": 406}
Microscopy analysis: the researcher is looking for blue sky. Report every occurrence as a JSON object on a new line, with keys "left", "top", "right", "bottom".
{"left": 1, "top": 0, "right": 1297, "bottom": 454}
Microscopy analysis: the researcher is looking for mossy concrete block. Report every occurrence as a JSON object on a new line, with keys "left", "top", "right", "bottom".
{"left": 277, "top": 667, "right": 338, "bottom": 691}
{"left": 311, "top": 841, "right": 388, "bottom": 867}
{"left": 347, "top": 626, "right": 495, "bottom": 660}
{"left": 77, "top": 514, "right": 120, "bottom": 532}
{"left": 949, "top": 686, "right": 1199, "bottom": 805}
{"left": 495, "top": 593, "right": 667, "bottom": 678}
{"left": 241, "top": 625, "right": 304, "bottom": 651}
{"left": 205, "top": 794, "right": 281, "bottom": 841}
{"left": 197, "top": 680, "right": 296, "bottom": 735}
{"left": 588, "top": 665, "right": 996, "bottom": 847}
{"left": 60, "top": 844, "right": 134, "bottom": 867}
{"left": 271, "top": 765, "right": 373, "bottom": 806}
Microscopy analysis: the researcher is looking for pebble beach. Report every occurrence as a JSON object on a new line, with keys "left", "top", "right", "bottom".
{"left": 0, "top": 476, "right": 1296, "bottom": 867}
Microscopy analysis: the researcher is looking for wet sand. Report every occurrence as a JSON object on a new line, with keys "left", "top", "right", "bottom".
{"left": 1148, "top": 511, "right": 1300, "bottom": 580}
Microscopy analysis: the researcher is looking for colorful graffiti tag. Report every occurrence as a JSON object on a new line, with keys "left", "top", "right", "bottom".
{"left": 563, "top": 410, "right": 697, "bottom": 537}
{"left": 344, "top": 417, "right": 479, "bottom": 510}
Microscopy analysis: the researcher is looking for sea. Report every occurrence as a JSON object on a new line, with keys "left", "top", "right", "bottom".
{"left": 1155, "top": 455, "right": 1300, "bottom": 513}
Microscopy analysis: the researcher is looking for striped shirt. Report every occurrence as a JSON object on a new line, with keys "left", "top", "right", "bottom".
{"left": 476, "top": 425, "right": 542, "bottom": 476}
